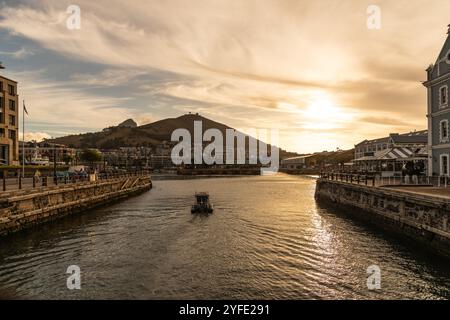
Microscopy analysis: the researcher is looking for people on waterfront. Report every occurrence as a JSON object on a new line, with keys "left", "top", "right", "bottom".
{"left": 34, "top": 169, "right": 41, "bottom": 184}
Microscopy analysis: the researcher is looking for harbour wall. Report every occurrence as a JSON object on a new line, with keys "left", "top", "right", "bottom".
{"left": 315, "top": 179, "right": 450, "bottom": 258}
{"left": 0, "top": 174, "right": 152, "bottom": 237}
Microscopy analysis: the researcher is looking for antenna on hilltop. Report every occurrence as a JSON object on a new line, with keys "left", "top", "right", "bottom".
{"left": 0, "top": 62, "right": 4, "bottom": 69}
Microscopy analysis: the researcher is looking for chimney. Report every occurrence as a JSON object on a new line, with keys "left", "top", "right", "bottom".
{"left": 448, "top": 24, "right": 450, "bottom": 34}
{"left": 0, "top": 62, "right": 4, "bottom": 69}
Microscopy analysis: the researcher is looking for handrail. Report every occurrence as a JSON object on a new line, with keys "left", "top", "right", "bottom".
{"left": 0, "top": 170, "right": 151, "bottom": 193}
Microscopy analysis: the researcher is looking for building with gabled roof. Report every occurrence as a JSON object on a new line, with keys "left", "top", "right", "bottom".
{"left": 423, "top": 24, "right": 450, "bottom": 176}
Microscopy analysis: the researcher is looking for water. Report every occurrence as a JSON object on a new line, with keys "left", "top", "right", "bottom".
{"left": 0, "top": 174, "right": 448, "bottom": 299}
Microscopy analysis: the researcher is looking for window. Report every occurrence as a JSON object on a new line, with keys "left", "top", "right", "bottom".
{"left": 8, "top": 129, "right": 16, "bottom": 141}
{"left": 441, "top": 154, "right": 449, "bottom": 176}
{"left": 440, "top": 85, "right": 448, "bottom": 107}
{"left": 0, "top": 81, "right": 3, "bottom": 92}
{"left": 440, "top": 120, "right": 449, "bottom": 143}
{"left": 0, "top": 128, "right": 4, "bottom": 138}
{"left": 7, "top": 84, "right": 14, "bottom": 96}
{"left": 8, "top": 99, "right": 15, "bottom": 111}
{"left": 9, "top": 115, "right": 15, "bottom": 126}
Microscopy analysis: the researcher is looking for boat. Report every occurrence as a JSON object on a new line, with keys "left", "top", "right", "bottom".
{"left": 191, "top": 192, "right": 214, "bottom": 214}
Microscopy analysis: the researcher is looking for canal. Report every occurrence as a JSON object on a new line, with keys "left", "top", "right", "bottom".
{"left": 0, "top": 175, "right": 448, "bottom": 299}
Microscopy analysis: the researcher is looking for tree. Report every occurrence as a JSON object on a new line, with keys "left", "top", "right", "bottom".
{"left": 80, "top": 149, "right": 102, "bottom": 164}
{"left": 62, "top": 154, "right": 74, "bottom": 165}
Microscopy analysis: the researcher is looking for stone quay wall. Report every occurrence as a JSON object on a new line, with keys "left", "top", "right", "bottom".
{"left": 315, "top": 179, "right": 450, "bottom": 258}
{"left": 0, "top": 175, "right": 152, "bottom": 237}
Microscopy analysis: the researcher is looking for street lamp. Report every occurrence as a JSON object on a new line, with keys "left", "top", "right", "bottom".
{"left": 53, "top": 143, "right": 57, "bottom": 184}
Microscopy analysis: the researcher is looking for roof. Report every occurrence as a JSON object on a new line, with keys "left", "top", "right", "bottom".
{"left": 355, "top": 130, "right": 427, "bottom": 147}
{"left": 0, "top": 74, "right": 18, "bottom": 83}
{"left": 195, "top": 192, "right": 209, "bottom": 197}
{"left": 355, "top": 136, "right": 389, "bottom": 147}
{"left": 281, "top": 154, "right": 312, "bottom": 161}
{"left": 389, "top": 134, "right": 428, "bottom": 144}
{"left": 354, "top": 147, "right": 427, "bottom": 162}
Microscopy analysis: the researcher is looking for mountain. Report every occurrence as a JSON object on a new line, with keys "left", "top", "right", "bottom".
{"left": 117, "top": 119, "right": 137, "bottom": 128}
{"left": 47, "top": 113, "right": 300, "bottom": 158}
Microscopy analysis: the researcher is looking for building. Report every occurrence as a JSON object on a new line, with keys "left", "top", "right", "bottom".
{"left": 0, "top": 67, "right": 19, "bottom": 166}
{"left": 354, "top": 131, "right": 428, "bottom": 177}
{"left": 280, "top": 155, "right": 312, "bottom": 170}
{"left": 20, "top": 141, "right": 76, "bottom": 165}
{"left": 423, "top": 25, "right": 450, "bottom": 176}
{"left": 354, "top": 130, "right": 427, "bottom": 160}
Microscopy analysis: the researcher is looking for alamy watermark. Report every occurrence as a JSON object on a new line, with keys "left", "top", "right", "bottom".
{"left": 171, "top": 121, "right": 279, "bottom": 174}
{"left": 366, "top": 264, "right": 381, "bottom": 290}
{"left": 66, "top": 265, "right": 81, "bottom": 290}
{"left": 367, "top": 5, "right": 381, "bottom": 30}
{"left": 66, "top": 5, "right": 81, "bottom": 30}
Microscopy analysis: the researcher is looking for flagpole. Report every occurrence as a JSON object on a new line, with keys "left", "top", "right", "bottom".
{"left": 22, "top": 100, "right": 25, "bottom": 178}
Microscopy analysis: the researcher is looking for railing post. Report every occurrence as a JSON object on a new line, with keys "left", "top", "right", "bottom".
{"left": 33, "top": 176, "right": 36, "bottom": 188}
{"left": 19, "top": 176, "right": 22, "bottom": 190}
{"left": 3, "top": 175, "right": 5, "bottom": 191}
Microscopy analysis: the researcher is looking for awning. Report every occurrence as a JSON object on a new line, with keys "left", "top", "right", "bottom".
{"left": 378, "top": 147, "right": 414, "bottom": 160}
{"left": 354, "top": 147, "right": 427, "bottom": 162}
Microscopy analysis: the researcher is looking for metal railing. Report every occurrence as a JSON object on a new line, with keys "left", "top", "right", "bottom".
{"left": 0, "top": 170, "right": 151, "bottom": 193}
{"left": 319, "top": 172, "right": 376, "bottom": 186}
{"left": 320, "top": 172, "right": 450, "bottom": 188}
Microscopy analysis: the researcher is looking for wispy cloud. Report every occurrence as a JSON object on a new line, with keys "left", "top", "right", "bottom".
{"left": 0, "top": 47, "right": 34, "bottom": 59}
{"left": 0, "top": 0, "right": 447, "bottom": 152}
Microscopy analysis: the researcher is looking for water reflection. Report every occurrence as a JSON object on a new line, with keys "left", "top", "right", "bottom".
{"left": 0, "top": 174, "right": 448, "bottom": 299}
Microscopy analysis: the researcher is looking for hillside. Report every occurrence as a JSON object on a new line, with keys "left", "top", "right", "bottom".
{"left": 47, "top": 113, "right": 300, "bottom": 158}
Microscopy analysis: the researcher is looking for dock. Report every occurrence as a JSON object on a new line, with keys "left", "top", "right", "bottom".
{"left": 315, "top": 176, "right": 450, "bottom": 258}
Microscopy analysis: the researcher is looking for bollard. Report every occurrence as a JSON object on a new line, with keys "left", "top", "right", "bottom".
{"left": 33, "top": 176, "right": 36, "bottom": 188}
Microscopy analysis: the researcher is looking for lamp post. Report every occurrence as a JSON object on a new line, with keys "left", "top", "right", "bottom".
{"left": 53, "top": 144, "right": 57, "bottom": 184}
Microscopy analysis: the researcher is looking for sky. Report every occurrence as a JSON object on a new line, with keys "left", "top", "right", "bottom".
{"left": 0, "top": 0, "right": 449, "bottom": 153}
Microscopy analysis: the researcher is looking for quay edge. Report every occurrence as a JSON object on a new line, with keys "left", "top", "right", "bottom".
{"left": 0, "top": 175, "right": 152, "bottom": 237}
{"left": 315, "top": 178, "right": 450, "bottom": 259}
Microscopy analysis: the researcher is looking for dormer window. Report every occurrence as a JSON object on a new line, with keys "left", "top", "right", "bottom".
{"left": 439, "top": 85, "right": 448, "bottom": 108}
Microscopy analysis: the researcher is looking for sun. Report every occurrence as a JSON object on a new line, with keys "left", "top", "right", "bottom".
{"left": 302, "top": 93, "right": 351, "bottom": 130}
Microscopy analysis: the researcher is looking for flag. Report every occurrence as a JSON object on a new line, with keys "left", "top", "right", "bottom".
{"left": 23, "top": 100, "right": 28, "bottom": 115}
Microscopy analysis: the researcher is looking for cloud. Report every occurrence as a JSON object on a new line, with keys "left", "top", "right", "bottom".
{"left": 8, "top": 69, "right": 154, "bottom": 137}
{"left": 20, "top": 131, "right": 51, "bottom": 142}
{"left": 70, "top": 68, "right": 146, "bottom": 87}
{"left": 0, "top": 0, "right": 448, "bottom": 152}
{"left": 0, "top": 47, "right": 34, "bottom": 59}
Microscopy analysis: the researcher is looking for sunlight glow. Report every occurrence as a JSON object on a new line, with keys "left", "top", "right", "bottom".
{"left": 302, "top": 93, "right": 352, "bottom": 130}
